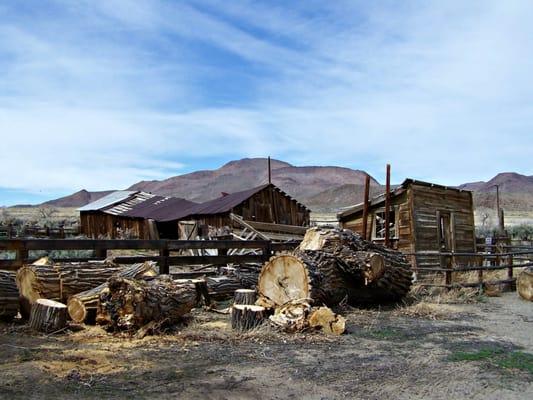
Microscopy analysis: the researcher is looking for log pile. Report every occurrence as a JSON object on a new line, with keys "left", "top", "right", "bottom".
{"left": 257, "top": 227, "right": 412, "bottom": 309}
{"left": 0, "top": 270, "right": 19, "bottom": 319}
{"left": 253, "top": 227, "right": 413, "bottom": 335}
{"left": 67, "top": 262, "right": 157, "bottom": 323}
{"left": 206, "top": 264, "right": 262, "bottom": 300}
{"left": 16, "top": 258, "right": 126, "bottom": 316}
{"left": 96, "top": 276, "right": 201, "bottom": 332}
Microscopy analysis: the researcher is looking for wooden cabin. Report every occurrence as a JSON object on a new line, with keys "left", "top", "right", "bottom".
{"left": 79, "top": 191, "right": 197, "bottom": 239}
{"left": 179, "top": 184, "right": 310, "bottom": 240}
{"left": 337, "top": 179, "right": 476, "bottom": 269}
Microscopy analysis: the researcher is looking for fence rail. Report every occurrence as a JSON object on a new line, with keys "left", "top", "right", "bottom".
{"left": 0, "top": 239, "right": 300, "bottom": 272}
{"left": 410, "top": 248, "right": 533, "bottom": 290}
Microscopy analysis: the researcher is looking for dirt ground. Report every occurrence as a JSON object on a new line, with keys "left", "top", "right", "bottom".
{"left": 0, "top": 292, "right": 531, "bottom": 400}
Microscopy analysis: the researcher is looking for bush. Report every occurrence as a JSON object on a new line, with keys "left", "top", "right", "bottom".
{"left": 508, "top": 224, "right": 533, "bottom": 240}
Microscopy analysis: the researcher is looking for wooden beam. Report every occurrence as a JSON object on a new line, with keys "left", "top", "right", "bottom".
{"left": 384, "top": 164, "right": 391, "bottom": 248}
{"left": 361, "top": 175, "right": 371, "bottom": 240}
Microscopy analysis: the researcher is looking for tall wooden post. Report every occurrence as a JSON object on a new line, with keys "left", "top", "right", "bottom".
{"left": 384, "top": 164, "right": 391, "bottom": 248}
{"left": 268, "top": 156, "right": 272, "bottom": 184}
{"left": 362, "top": 175, "right": 371, "bottom": 240}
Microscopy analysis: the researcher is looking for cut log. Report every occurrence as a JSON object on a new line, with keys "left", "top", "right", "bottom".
{"left": 308, "top": 306, "right": 346, "bottom": 335}
{"left": 231, "top": 304, "right": 265, "bottom": 331}
{"left": 16, "top": 259, "right": 135, "bottom": 317}
{"left": 29, "top": 299, "right": 67, "bottom": 333}
{"left": 67, "top": 262, "right": 157, "bottom": 324}
{"left": 234, "top": 289, "right": 256, "bottom": 305}
{"left": 0, "top": 270, "right": 19, "bottom": 320}
{"left": 269, "top": 299, "right": 311, "bottom": 332}
{"left": 257, "top": 227, "right": 413, "bottom": 307}
{"left": 517, "top": 268, "right": 533, "bottom": 301}
{"left": 97, "top": 276, "right": 200, "bottom": 332}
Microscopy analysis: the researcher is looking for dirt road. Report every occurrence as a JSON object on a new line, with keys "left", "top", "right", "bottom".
{"left": 0, "top": 293, "right": 531, "bottom": 400}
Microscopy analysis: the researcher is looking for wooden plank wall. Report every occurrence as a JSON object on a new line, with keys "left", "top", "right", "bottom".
{"left": 410, "top": 185, "right": 475, "bottom": 268}
{"left": 80, "top": 212, "right": 150, "bottom": 239}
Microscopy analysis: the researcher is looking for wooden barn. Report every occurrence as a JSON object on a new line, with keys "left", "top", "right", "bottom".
{"left": 79, "top": 191, "right": 197, "bottom": 239}
{"left": 337, "top": 179, "right": 476, "bottom": 269}
{"left": 180, "top": 184, "right": 311, "bottom": 240}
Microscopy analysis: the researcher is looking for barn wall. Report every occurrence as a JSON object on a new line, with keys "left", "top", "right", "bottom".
{"left": 410, "top": 185, "right": 475, "bottom": 268}
{"left": 80, "top": 211, "right": 149, "bottom": 239}
{"left": 195, "top": 186, "right": 310, "bottom": 229}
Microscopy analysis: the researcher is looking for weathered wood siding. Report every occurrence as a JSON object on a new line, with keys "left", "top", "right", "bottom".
{"left": 197, "top": 186, "right": 310, "bottom": 228}
{"left": 339, "top": 183, "right": 475, "bottom": 269}
{"left": 80, "top": 212, "right": 150, "bottom": 239}
{"left": 410, "top": 184, "right": 475, "bottom": 268}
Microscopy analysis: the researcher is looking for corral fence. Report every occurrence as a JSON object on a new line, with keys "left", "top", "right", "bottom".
{"left": 0, "top": 239, "right": 300, "bottom": 275}
{"left": 0, "top": 225, "right": 80, "bottom": 239}
{"left": 409, "top": 244, "right": 533, "bottom": 290}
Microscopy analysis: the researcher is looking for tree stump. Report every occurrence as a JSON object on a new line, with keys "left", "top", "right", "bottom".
{"left": 29, "top": 299, "right": 67, "bottom": 333}
{"left": 234, "top": 289, "right": 256, "bottom": 305}
{"left": 0, "top": 270, "right": 19, "bottom": 320}
{"left": 67, "top": 262, "right": 157, "bottom": 324}
{"left": 517, "top": 268, "right": 533, "bottom": 301}
{"left": 231, "top": 304, "right": 265, "bottom": 331}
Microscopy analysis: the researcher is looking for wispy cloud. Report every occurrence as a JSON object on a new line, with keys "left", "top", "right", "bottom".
{"left": 0, "top": 0, "right": 532, "bottom": 205}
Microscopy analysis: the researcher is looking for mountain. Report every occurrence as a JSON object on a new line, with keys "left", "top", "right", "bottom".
{"left": 28, "top": 160, "right": 533, "bottom": 213}
{"left": 128, "top": 158, "right": 379, "bottom": 204}
{"left": 459, "top": 172, "right": 533, "bottom": 211}
{"left": 41, "top": 189, "right": 114, "bottom": 208}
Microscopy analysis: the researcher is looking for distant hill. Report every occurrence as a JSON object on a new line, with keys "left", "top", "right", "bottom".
{"left": 127, "top": 158, "right": 379, "bottom": 205}
{"left": 26, "top": 160, "right": 533, "bottom": 213}
{"left": 41, "top": 189, "right": 114, "bottom": 208}
{"left": 459, "top": 172, "right": 533, "bottom": 211}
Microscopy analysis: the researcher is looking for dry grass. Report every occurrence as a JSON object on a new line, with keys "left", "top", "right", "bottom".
{"left": 394, "top": 301, "right": 462, "bottom": 320}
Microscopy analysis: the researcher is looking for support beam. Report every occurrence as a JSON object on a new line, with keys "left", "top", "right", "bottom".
{"left": 361, "top": 175, "right": 371, "bottom": 240}
{"left": 384, "top": 164, "right": 391, "bottom": 248}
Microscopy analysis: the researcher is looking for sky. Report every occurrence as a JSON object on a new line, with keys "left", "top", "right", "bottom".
{"left": 0, "top": 0, "right": 532, "bottom": 206}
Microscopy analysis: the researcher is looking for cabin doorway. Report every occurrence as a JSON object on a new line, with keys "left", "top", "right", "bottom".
{"left": 437, "top": 211, "right": 455, "bottom": 251}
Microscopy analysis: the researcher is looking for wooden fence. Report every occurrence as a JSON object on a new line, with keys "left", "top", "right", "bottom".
{"left": 410, "top": 249, "right": 533, "bottom": 290}
{"left": 0, "top": 239, "right": 299, "bottom": 273}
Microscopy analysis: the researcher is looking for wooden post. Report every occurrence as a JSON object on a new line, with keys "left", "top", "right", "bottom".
{"left": 443, "top": 254, "right": 452, "bottom": 288}
{"left": 95, "top": 248, "right": 107, "bottom": 260}
{"left": 508, "top": 253, "right": 514, "bottom": 281}
{"left": 262, "top": 241, "right": 272, "bottom": 263}
{"left": 384, "top": 164, "right": 391, "bottom": 248}
{"left": 268, "top": 156, "right": 272, "bottom": 184}
{"left": 362, "top": 175, "right": 371, "bottom": 240}
{"left": 159, "top": 247, "right": 170, "bottom": 275}
{"left": 16, "top": 247, "right": 28, "bottom": 268}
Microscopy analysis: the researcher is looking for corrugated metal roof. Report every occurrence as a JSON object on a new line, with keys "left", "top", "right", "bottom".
{"left": 121, "top": 196, "right": 198, "bottom": 221}
{"left": 103, "top": 191, "right": 157, "bottom": 216}
{"left": 77, "top": 191, "right": 138, "bottom": 211}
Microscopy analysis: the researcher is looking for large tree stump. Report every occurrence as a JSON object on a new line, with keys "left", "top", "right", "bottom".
{"left": 29, "top": 299, "right": 67, "bottom": 333}
{"left": 67, "top": 262, "right": 157, "bottom": 324}
{"left": 231, "top": 304, "right": 265, "bottom": 331}
{"left": 97, "top": 276, "right": 200, "bottom": 332}
{"left": 16, "top": 259, "right": 139, "bottom": 317}
{"left": 257, "top": 227, "right": 413, "bottom": 307}
{"left": 0, "top": 270, "right": 19, "bottom": 320}
{"left": 517, "top": 268, "right": 533, "bottom": 301}
{"left": 234, "top": 289, "right": 256, "bottom": 305}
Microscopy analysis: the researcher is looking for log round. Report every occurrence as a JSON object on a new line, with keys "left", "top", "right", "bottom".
{"left": 234, "top": 289, "right": 256, "bottom": 305}
{"left": 0, "top": 270, "right": 19, "bottom": 320}
{"left": 257, "top": 228, "right": 413, "bottom": 307}
{"left": 231, "top": 304, "right": 265, "bottom": 331}
{"left": 67, "top": 262, "right": 157, "bottom": 324}
{"left": 29, "top": 299, "right": 67, "bottom": 333}
{"left": 517, "top": 268, "right": 533, "bottom": 301}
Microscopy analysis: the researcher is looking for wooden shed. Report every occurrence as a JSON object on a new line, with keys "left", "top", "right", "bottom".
{"left": 337, "top": 179, "right": 476, "bottom": 269}
{"left": 79, "top": 191, "right": 197, "bottom": 239}
{"left": 183, "top": 183, "right": 310, "bottom": 230}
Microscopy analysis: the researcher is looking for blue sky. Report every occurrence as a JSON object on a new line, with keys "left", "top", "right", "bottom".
{"left": 0, "top": 0, "right": 532, "bottom": 206}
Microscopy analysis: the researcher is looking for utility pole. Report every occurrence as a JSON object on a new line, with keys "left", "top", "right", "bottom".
{"left": 362, "top": 175, "right": 371, "bottom": 240}
{"left": 268, "top": 156, "right": 272, "bottom": 184}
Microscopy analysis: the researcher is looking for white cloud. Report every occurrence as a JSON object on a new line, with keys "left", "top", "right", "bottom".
{"left": 0, "top": 0, "right": 532, "bottom": 203}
